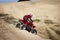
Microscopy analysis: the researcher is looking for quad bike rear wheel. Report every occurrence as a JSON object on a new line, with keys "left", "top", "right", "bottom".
{"left": 21, "top": 25, "right": 26, "bottom": 30}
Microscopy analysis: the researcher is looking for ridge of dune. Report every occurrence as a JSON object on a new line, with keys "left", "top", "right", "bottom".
{"left": 1, "top": 1, "right": 59, "bottom": 22}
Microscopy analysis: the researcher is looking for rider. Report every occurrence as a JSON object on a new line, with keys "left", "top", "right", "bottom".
{"left": 23, "top": 15, "right": 36, "bottom": 32}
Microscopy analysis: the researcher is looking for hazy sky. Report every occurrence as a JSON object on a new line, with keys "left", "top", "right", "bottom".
{"left": 0, "top": 0, "right": 18, "bottom": 3}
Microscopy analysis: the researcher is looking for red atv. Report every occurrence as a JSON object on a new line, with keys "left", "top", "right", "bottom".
{"left": 16, "top": 19, "right": 37, "bottom": 34}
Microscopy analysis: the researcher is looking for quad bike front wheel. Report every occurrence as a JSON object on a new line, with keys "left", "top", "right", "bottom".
{"left": 16, "top": 23, "right": 20, "bottom": 28}
{"left": 30, "top": 29, "right": 37, "bottom": 35}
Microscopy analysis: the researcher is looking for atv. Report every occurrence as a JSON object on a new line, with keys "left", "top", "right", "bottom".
{"left": 16, "top": 20, "right": 37, "bottom": 35}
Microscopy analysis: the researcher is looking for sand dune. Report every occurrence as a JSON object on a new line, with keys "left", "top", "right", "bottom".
{"left": 0, "top": 1, "right": 60, "bottom": 40}
{"left": 0, "top": 18, "right": 50, "bottom": 40}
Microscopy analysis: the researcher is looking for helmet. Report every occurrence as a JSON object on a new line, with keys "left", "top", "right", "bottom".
{"left": 23, "top": 15, "right": 32, "bottom": 20}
